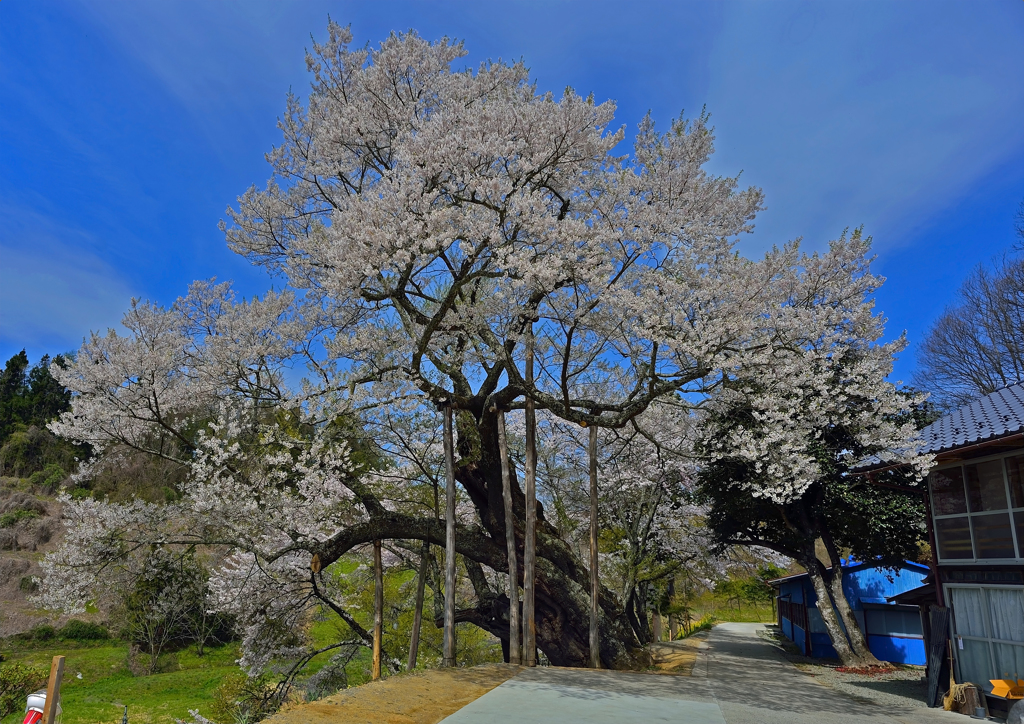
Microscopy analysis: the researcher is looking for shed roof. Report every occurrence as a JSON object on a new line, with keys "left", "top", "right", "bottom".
{"left": 766, "top": 560, "right": 929, "bottom": 588}
{"left": 919, "top": 382, "right": 1024, "bottom": 455}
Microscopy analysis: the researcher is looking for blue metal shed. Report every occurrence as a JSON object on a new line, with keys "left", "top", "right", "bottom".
{"left": 769, "top": 561, "right": 930, "bottom": 665}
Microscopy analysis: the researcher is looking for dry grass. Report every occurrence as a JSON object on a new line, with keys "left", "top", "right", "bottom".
{"left": 266, "top": 664, "right": 520, "bottom": 724}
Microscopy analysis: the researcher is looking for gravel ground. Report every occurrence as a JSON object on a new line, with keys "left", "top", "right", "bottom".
{"left": 757, "top": 625, "right": 930, "bottom": 710}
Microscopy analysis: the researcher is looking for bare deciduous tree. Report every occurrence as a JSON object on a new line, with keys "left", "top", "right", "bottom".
{"left": 914, "top": 249, "right": 1024, "bottom": 409}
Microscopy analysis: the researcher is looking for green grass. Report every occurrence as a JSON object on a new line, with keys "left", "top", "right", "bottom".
{"left": 0, "top": 643, "right": 240, "bottom": 724}
{"left": 686, "top": 596, "right": 776, "bottom": 625}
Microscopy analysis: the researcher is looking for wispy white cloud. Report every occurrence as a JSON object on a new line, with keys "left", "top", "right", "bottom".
{"left": 703, "top": 1, "right": 1024, "bottom": 254}
{"left": 0, "top": 207, "right": 135, "bottom": 359}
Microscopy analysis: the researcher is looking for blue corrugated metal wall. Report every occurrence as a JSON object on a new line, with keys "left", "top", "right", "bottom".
{"left": 773, "top": 562, "right": 928, "bottom": 665}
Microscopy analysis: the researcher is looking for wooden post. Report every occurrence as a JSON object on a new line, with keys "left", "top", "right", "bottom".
{"left": 497, "top": 410, "right": 521, "bottom": 664}
{"left": 42, "top": 655, "right": 64, "bottom": 724}
{"left": 442, "top": 404, "right": 457, "bottom": 667}
{"left": 407, "top": 540, "right": 429, "bottom": 670}
{"left": 372, "top": 539, "right": 383, "bottom": 680}
{"left": 588, "top": 422, "right": 601, "bottom": 668}
{"left": 522, "top": 327, "right": 537, "bottom": 667}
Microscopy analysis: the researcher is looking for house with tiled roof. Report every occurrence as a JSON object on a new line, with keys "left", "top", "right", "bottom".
{"left": 914, "top": 381, "right": 1023, "bottom": 715}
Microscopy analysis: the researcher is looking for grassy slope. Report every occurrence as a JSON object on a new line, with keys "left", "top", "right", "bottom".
{"left": 0, "top": 644, "right": 240, "bottom": 724}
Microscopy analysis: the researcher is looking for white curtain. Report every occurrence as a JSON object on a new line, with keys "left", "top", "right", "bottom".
{"left": 993, "top": 643, "right": 1024, "bottom": 680}
{"left": 988, "top": 588, "right": 1024, "bottom": 643}
{"left": 952, "top": 587, "right": 988, "bottom": 638}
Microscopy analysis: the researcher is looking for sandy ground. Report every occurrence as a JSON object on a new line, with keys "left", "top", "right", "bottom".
{"left": 649, "top": 631, "right": 709, "bottom": 675}
{"left": 266, "top": 636, "right": 706, "bottom": 724}
{"left": 265, "top": 664, "right": 520, "bottom": 724}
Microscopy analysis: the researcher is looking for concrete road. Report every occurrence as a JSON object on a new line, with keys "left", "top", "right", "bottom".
{"left": 439, "top": 622, "right": 965, "bottom": 724}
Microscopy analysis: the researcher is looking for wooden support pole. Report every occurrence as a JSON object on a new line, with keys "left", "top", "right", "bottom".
{"left": 407, "top": 540, "right": 429, "bottom": 670}
{"left": 372, "top": 539, "right": 383, "bottom": 680}
{"left": 588, "top": 423, "right": 601, "bottom": 668}
{"left": 442, "top": 404, "right": 457, "bottom": 667}
{"left": 42, "top": 655, "right": 64, "bottom": 724}
{"left": 523, "top": 328, "right": 537, "bottom": 667}
{"left": 497, "top": 409, "right": 521, "bottom": 664}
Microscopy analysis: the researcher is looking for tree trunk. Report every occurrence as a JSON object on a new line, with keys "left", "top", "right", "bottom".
{"left": 802, "top": 556, "right": 868, "bottom": 666}
{"left": 819, "top": 533, "right": 882, "bottom": 666}
{"left": 407, "top": 541, "right": 429, "bottom": 670}
{"left": 318, "top": 405, "right": 647, "bottom": 670}
{"left": 827, "top": 564, "right": 882, "bottom": 665}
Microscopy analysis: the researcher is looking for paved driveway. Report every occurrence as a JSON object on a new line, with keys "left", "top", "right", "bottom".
{"left": 440, "top": 622, "right": 965, "bottom": 724}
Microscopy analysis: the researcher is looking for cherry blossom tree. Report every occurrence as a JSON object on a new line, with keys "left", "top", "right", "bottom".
{"left": 695, "top": 231, "right": 932, "bottom": 667}
{"left": 38, "top": 23, "right": 898, "bottom": 673}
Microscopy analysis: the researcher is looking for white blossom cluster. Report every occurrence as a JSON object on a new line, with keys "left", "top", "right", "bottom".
{"left": 697, "top": 233, "right": 933, "bottom": 503}
{"left": 36, "top": 25, "right": 929, "bottom": 675}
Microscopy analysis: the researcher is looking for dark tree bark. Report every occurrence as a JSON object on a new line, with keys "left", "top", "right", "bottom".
{"left": 309, "top": 406, "right": 646, "bottom": 669}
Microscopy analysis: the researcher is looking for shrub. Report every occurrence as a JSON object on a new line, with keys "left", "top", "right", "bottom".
{"left": 211, "top": 673, "right": 280, "bottom": 724}
{"left": 0, "top": 662, "right": 49, "bottom": 717}
{"left": 0, "top": 508, "right": 39, "bottom": 528}
{"left": 29, "top": 624, "right": 56, "bottom": 642}
{"left": 58, "top": 619, "right": 110, "bottom": 640}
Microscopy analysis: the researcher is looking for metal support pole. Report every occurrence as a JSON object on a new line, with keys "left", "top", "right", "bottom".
{"left": 497, "top": 410, "right": 521, "bottom": 664}
{"left": 443, "top": 404, "right": 457, "bottom": 667}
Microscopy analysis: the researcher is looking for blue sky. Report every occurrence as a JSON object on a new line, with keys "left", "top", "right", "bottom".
{"left": 1, "top": 0, "right": 1022, "bottom": 385}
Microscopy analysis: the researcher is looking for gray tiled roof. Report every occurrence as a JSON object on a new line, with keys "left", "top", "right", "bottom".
{"left": 920, "top": 382, "right": 1024, "bottom": 454}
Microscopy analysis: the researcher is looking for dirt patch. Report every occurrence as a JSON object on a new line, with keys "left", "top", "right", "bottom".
{"left": 649, "top": 631, "right": 709, "bottom": 676}
{"left": 267, "top": 664, "right": 520, "bottom": 724}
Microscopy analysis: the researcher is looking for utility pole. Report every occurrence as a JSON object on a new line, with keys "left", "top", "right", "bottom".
{"left": 588, "top": 422, "right": 601, "bottom": 668}
{"left": 442, "top": 403, "right": 457, "bottom": 667}
{"left": 496, "top": 409, "right": 521, "bottom": 664}
{"left": 407, "top": 539, "right": 429, "bottom": 670}
{"left": 372, "top": 539, "right": 383, "bottom": 680}
{"left": 522, "top": 326, "right": 537, "bottom": 667}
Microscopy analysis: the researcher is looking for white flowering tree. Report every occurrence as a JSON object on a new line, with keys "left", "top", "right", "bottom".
{"left": 37, "top": 23, "right": 897, "bottom": 673}
{"left": 695, "top": 231, "right": 933, "bottom": 667}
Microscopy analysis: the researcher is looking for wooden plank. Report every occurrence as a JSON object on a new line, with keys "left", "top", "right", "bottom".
{"left": 372, "top": 539, "right": 383, "bottom": 680}
{"left": 407, "top": 540, "right": 429, "bottom": 670}
{"left": 589, "top": 423, "right": 601, "bottom": 668}
{"left": 443, "top": 404, "right": 457, "bottom": 667}
{"left": 926, "top": 606, "right": 951, "bottom": 708}
{"left": 523, "top": 327, "right": 537, "bottom": 667}
{"left": 42, "top": 655, "right": 64, "bottom": 724}
{"left": 497, "top": 409, "right": 522, "bottom": 665}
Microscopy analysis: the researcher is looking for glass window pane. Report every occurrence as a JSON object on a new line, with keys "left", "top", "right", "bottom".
{"left": 988, "top": 589, "right": 1024, "bottom": 643}
{"left": 1016, "top": 512, "right": 1024, "bottom": 559}
{"left": 932, "top": 467, "right": 967, "bottom": 515}
{"left": 992, "top": 643, "right": 1024, "bottom": 682}
{"left": 951, "top": 588, "right": 988, "bottom": 638}
{"left": 972, "top": 512, "right": 1016, "bottom": 559}
{"left": 958, "top": 638, "right": 994, "bottom": 691}
{"left": 936, "top": 516, "right": 974, "bottom": 559}
{"left": 966, "top": 460, "right": 1009, "bottom": 512}
{"left": 1007, "top": 455, "right": 1024, "bottom": 508}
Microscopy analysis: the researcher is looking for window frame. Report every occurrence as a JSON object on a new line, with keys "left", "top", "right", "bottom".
{"left": 930, "top": 449, "right": 1024, "bottom": 564}
{"left": 945, "top": 583, "right": 1024, "bottom": 694}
